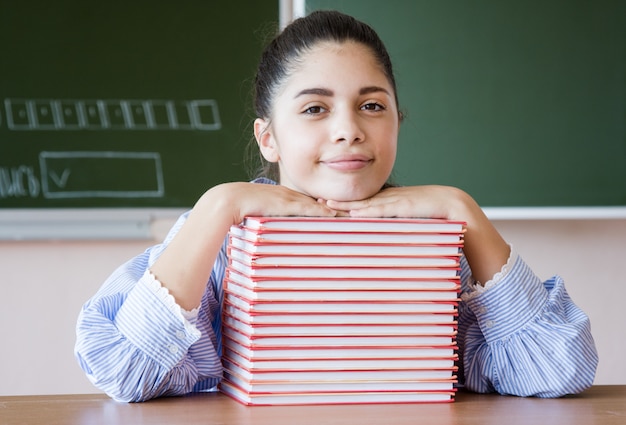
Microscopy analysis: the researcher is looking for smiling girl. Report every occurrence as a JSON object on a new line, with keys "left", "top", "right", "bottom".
{"left": 75, "top": 10, "right": 597, "bottom": 402}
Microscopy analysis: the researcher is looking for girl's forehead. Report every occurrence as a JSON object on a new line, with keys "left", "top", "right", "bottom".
{"left": 283, "top": 41, "right": 391, "bottom": 92}
{"left": 298, "top": 40, "right": 378, "bottom": 70}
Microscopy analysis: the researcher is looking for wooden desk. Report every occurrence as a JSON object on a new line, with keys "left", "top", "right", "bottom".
{"left": 1, "top": 386, "right": 624, "bottom": 425}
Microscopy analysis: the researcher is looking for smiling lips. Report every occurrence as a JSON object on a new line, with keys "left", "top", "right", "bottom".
{"left": 321, "top": 154, "right": 373, "bottom": 171}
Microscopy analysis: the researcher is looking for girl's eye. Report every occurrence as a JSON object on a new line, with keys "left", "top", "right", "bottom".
{"left": 361, "top": 102, "right": 385, "bottom": 112}
{"left": 303, "top": 105, "right": 326, "bottom": 114}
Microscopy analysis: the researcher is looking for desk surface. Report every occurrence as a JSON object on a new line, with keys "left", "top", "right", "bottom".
{"left": 1, "top": 386, "right": 624, "bottom": 425}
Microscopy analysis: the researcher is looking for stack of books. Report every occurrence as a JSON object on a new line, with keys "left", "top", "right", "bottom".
{"left": 219, "top": 216, "right": 465, "bottom": 405}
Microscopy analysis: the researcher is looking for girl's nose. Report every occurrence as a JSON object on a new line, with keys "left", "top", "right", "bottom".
{"left": 332, "top": 108, "right": 365, "bottom": 144}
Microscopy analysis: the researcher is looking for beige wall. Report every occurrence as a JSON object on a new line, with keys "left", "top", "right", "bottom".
{"left": 1, "top": 216, "right": 624, "bottom": 396}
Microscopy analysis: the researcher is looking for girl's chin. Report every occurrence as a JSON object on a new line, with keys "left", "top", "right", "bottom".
{"left": 315, "top": 186, "right": 381, "bottom": 202}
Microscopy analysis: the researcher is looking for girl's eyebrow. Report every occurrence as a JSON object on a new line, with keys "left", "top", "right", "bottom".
{"left": 294, "top": 88, "right": 333, "bottom": 98}
{"left": 294, "top": 86, "right": 390, "bottom": 99}
{"left": 360, "top": 86, "right": 391, "bottom": 96}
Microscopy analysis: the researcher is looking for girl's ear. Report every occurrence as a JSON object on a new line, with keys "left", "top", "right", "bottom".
{"left": 254, "top": 118, "right": 280, "bottom": 163}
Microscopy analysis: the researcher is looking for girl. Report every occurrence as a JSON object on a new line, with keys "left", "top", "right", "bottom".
{"left": 75, "top": 10, "right": 597, "bottom": 402}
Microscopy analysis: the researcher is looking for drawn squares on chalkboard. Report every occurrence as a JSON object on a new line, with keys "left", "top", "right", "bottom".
{"left": 6, "top": 99, "right": 32, "bottom": 129}
{"left": 59, "top": 101, "right": 81, "bottom": 129}
{"left": 189, "top": 100, "right": 220, "bottom": 130}
{"left": 105, "top": 103, "right": 128, "bottom": 129}
{"left": 150, "top": 101, "right": 173, "bottom": 129}
{"left": 83, "top": 101, "right": 105, "bottom": 128}
{"left": 173, "top": 102, "right": 193, "bottom": 129}
{"left": 128, "top": 101, "right": 149, "bottom": 128}
{"left": 34, "top": 100, "right": 57, "bottom": 129}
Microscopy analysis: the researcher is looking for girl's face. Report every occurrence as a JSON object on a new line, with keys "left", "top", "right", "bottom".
{"left": 255, "top": 41, "right": 399, "bottom": 202}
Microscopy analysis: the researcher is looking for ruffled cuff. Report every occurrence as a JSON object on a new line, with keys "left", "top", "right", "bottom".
{"left": 145, "top": 270, "right": 200, "bottom": 325}
{"left": 461, "top": 254, "right": 547, "bottom": 343}
{"left": 113, "top": 270, "right": 202, "bottom": 367}
{"left": 461, "top": 245, "right": 517, "bottom": 301}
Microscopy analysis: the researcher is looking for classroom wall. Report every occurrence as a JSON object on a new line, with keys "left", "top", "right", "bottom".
{"left": 0, "top": 217, "right": 624, "bottom": 396}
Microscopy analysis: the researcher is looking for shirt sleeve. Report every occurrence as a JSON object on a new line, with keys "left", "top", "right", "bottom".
{"left": 457, "top": 254, "right": 598, "bottom": 398}
{"left": 74, "top": 211, "right": 226, "bottom": 402}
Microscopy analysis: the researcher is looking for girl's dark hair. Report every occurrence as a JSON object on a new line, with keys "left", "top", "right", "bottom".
{"left": 247, "top": 10, "right": 399, "bottom": 181}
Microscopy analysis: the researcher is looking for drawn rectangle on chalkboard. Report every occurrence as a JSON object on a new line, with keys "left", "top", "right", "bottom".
{"left": 105, "top": 103, "right": 128, "bottom": 128}
{"left": 127, "top": 101, "right": 149, "bottom": 128}
{"left": 149, "top": 101, "right": 174, "bottom": 128}
{"left": 173, "top": 102, "right": 193, "bottom": 128}
{"left": 82, "top": 101, "right": 106, "bottom": 128}
{"left": 57, "top": 101, "right": 81, "bottom": 128}
{"left": 34, "top": 100, "right": 57, "bottom": 129}
{"left": 39, "top": 151, "right": 164, "bottom": 198}
{"left": 4, "top": 99, "right": 33, "bottom": 129}
{"left": 189, "top": 99, "right": 221, "bottom": 130}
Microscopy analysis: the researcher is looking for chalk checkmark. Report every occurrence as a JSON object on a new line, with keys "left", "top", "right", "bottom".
{"left": 50, "top": 168, "right": 71, "bottom": 188}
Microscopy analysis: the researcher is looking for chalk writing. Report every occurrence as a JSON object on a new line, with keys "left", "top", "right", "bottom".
{"left": 0, "top": 166, "right": 40, "bottom": 198}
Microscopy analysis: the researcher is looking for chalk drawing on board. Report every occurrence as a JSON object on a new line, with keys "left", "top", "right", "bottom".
{"left": 38, "top": 151, "right": 164, "bottom": 199}
{"left": 4, "top": 98, "right": 221, "bottom": 131}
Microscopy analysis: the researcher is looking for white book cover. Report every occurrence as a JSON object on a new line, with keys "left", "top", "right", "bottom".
{"left": 231, "top": 225, "right": 464, "bottom": 244}
{"left": 223, "top": 348, "right": 458, "bottom": 371}
{"left": 223, "top": 336, "right": 456, "bottom": 360}
{"left": 229, "top": 234, "right": 463, "bottom": 256}
{"left": 226, "top": 267, "right": 461, "bottom": 291}
{"left": 222, "top": 327, "right": 456, "bottom": 348}
{"left": 223, "top": 304, "right": 457, "bottom": 326}
{"left": 220, "top": 380, "right": 455, "bottom": 405}
{"left": 222, "top": 314, "right": 458, "bottom": 337}
{"left": 241, "top": 216, "right": 465, "bottom": 233}
{"left": 228, "top": 246, "right": 460, "bottom": 267}
{"left": 223, "top": 369, "right": 456, "bottom": 394}
{"left": 228, "top": 259, "right": 460, "bottom": 279}
{"left": 224, "top": 279, "right": 460, "bottom": 302}
{"left": 224, "top": 293, "right": 458, "bottom": 314}
{"left": 222, "top": 357, "right": 458, "bottom": 382}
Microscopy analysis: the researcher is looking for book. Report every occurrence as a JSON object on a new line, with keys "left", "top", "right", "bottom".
{"left": 223, "top": 314, "right": 458, "bottom": 337}
{"left": 223, "top": 347, "right": 458, "bottom": 371}
{"left": 223, "top": 369, "right": 456, "bottom": 393}
{"left": 229, "top": 234, "right": 462, "bottom": 256}
{"left": 229, "top": 259, "right": 460, "bottom": 279}
{"left": 228, "top": 246, "right": 460, "bottom": 267}
{"left": 223, "top": 357, "right": 458, "bottom": 382}
{"left": 241, "top": 216, "right": 465, "bottom": 233}
{"left": 224, "top": 278, "right": 460, "bottom": 302}
{"left": 223, "top": 326, "right": 457, "bottom": 348}
{"left": 220, "top": 380, "right": 456, "bottom": 405}
{"left": 225, "top": 293, "right": 458, "bottom": 314}
{"left": 231, "top": 225, "right": 464, "bottom": 244}
{"left": 227, "top": 267, "right": 461, "bottom": 291}
{"left": 223, "top": 335, "right": 457, "bottom": 360}
{"left": 224, "top": 303, "right": 457, "bottom": 325}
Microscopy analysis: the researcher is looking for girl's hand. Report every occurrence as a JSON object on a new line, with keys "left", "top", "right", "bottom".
{"left": 325, "top": 185, "right": 511, "bottom": 286}
{"left": 207, "top": 182, "right": 338, "bottom": 226}
{"left": 324, "top": 185, "right": 467, "bottom": 221}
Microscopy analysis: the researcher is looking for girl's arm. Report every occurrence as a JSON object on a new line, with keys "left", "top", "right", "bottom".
{"left": 458, "top": 254, "right": 598, "bottom": 397}
{"left": 76, "top": 181, "right": 336, "bottom": 402}
{"left": 151, "top": 182, "right": 336, "bottom": 310}
{"left": 326, "top": 185, "right": 598, "bottom": 397}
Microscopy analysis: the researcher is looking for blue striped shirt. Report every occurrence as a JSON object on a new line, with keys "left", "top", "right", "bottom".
{"left": 75, "top": 182, "right": 598, "bottom": 402}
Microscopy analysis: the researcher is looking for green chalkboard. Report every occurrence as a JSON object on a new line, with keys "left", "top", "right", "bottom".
{"left": 0, "top": 1, "right": 278, "bottom": 208}
{"left": 307, "top": 0, "right": 625, "bottom": 207}
{"left": 1, "top": 1, "right": 624, "bottom": 209}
